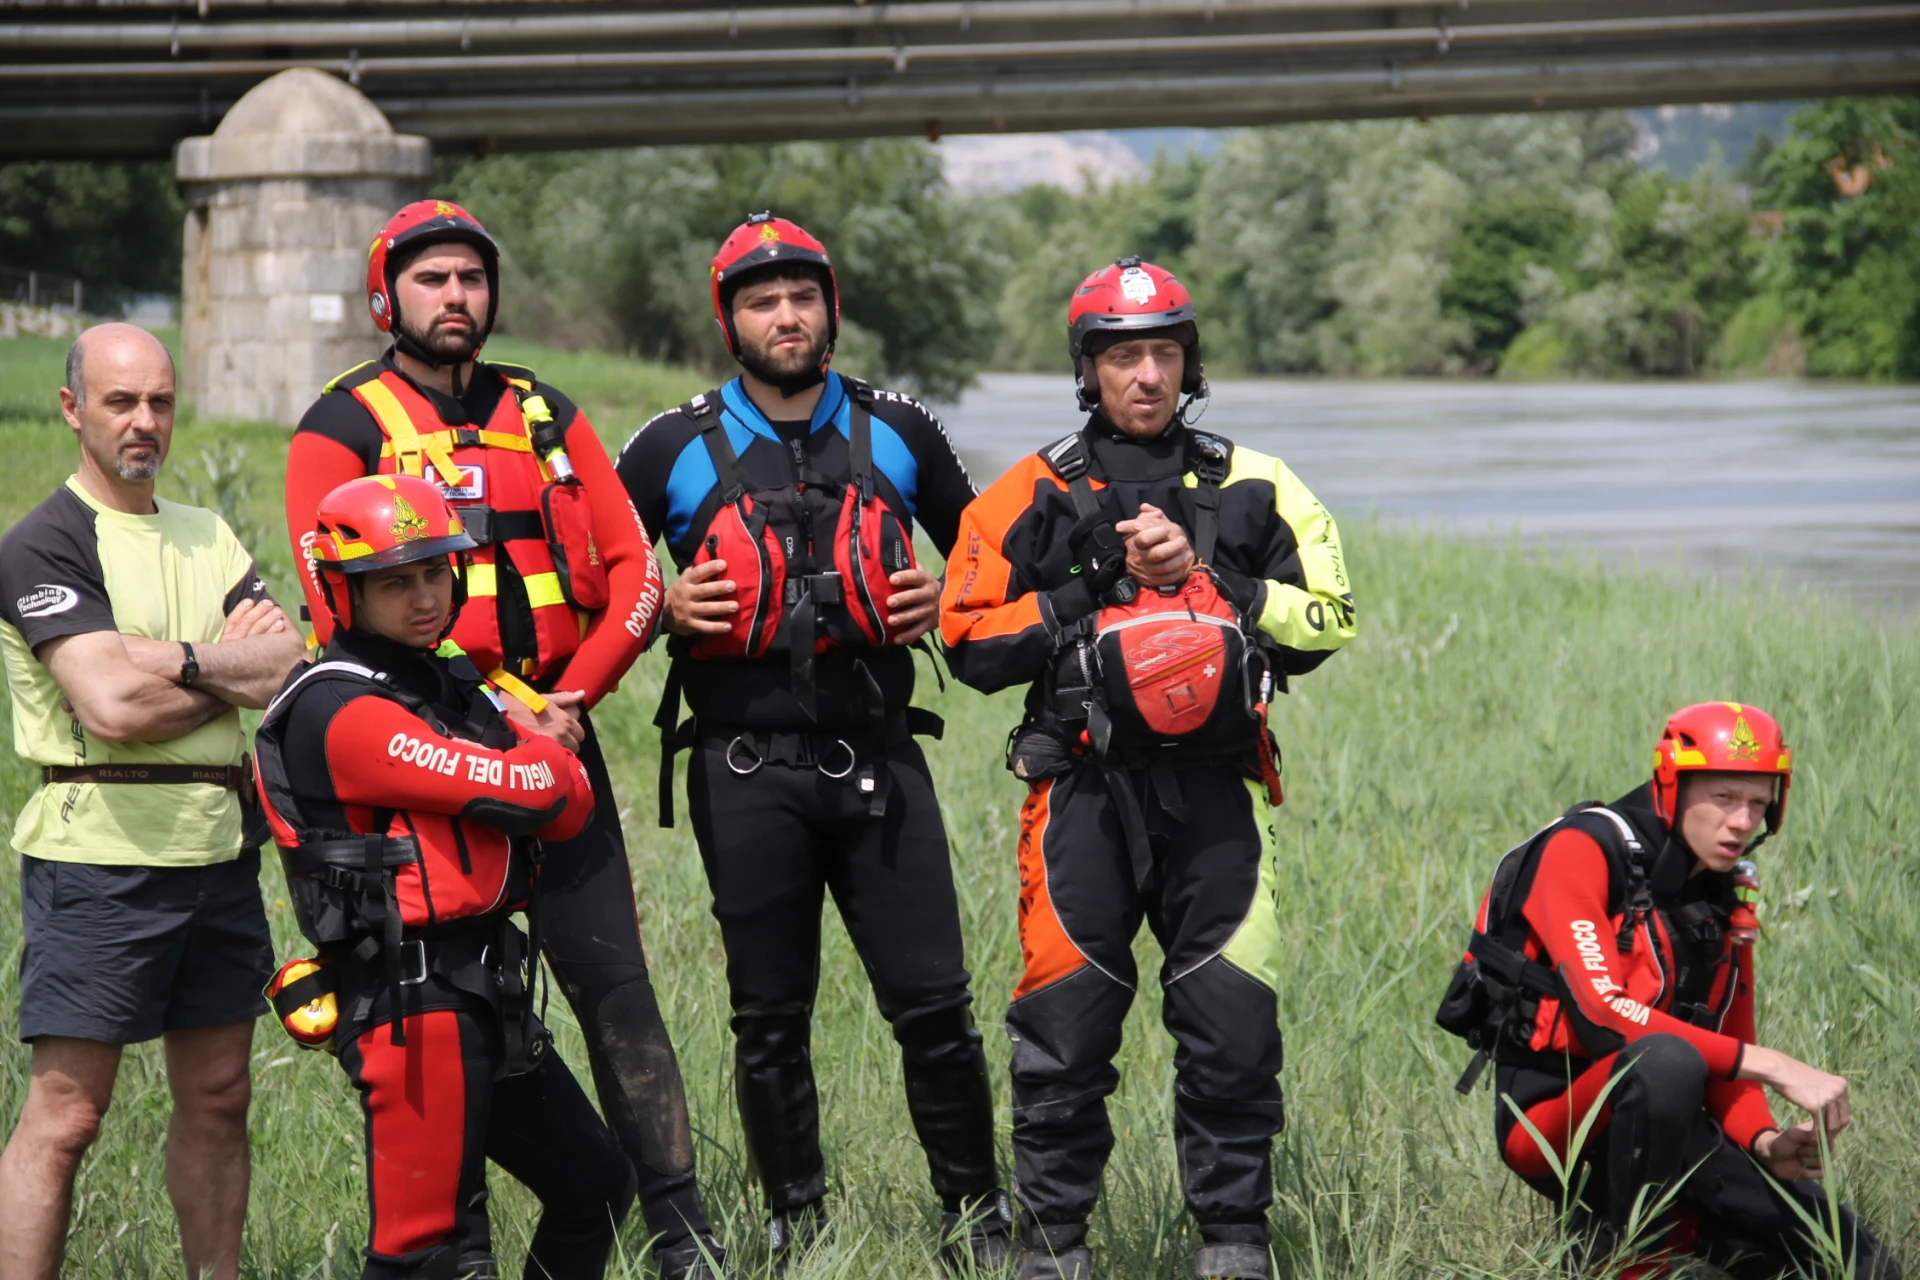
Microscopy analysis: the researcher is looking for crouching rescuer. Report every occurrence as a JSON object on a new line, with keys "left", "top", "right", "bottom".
{"left": 940, "top": 259, "right": 1356, "bottom": 1280}
{"left": 1436, "top": 702, "right": 1901, "bottom": 1279}
{"left": 256, "top": 476, "right": 636, "bottom": 1280}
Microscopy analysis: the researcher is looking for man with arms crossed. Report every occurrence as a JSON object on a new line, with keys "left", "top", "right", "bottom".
{"left": 0, "top": 324, "right": 306, "bottom": 1280}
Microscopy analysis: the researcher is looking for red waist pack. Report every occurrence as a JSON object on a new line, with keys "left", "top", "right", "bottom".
{"left": 1093, "top": 570, "right": 1254, "bottom": 748}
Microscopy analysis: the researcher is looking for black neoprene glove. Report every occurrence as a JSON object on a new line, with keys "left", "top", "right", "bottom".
{"left": 1051, "top": 511, "right": 1132, "bottom": 626}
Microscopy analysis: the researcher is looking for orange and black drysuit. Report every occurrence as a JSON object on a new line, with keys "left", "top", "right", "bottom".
{"left": 287, "top": 355, "right": 715, "bottom": 1266}
{"left": 615, "top": 373, "right": 1001, "bottom": 1225}
{"left": 940, "top": 417, "right": 1354, "bottom": 1253}
{"left": 255, "top": 627, "right": 633, "bottom": 1280}
{"left": 1475, "top": 787, "right": 1896, "bottom": 1278}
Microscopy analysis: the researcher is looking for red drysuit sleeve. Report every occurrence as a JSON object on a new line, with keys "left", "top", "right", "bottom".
{"left": 321, "top": 693, "right": 594, "bottom": 843}
{"left": 1522, "top": 828, "right": 1747, "bottom": 1079}
{"left": 550, "top": 408, "right": 663, "bottom": 707}
{"left": 285, "top": 431, "right": 371, "bottom": 649}
{"left": 1706, "top": 944, "right": 1780, "bottom": 1151}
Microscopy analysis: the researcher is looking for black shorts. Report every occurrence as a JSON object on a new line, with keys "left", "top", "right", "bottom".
{"left": 18, "top": 848, "right": 275, "bottom": 1044}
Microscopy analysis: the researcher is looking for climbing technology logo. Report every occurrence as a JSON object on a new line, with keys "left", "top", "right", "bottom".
{"left": 16, "top": 585, "right": 78, "bottom": 618}
{"left": 390, "top": 495, "right": 429, "bottom": 543}
{"left": 1727, "top": 714, "right": 1761, "bottom": 762}
{"left": 1119, "top": 266, "right": 1157, "bottom": 305}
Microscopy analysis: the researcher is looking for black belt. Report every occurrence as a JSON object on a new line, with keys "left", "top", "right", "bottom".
{"left": 458, "top": 505, "right": 546, "bottom": 546}
{"left": 698, "top": 708, "right": 944, "bottom": 778}
{"left": 43, "top": 762, "right": 252, "bottom": 790}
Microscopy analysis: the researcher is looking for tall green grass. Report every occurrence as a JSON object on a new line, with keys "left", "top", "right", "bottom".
{"left": 0, "top": 338, "right": 1912, "bottom": 1278}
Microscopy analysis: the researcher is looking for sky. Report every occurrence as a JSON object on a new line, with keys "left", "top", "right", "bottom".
{"left": 936, "top": 105, "right": 1796, "bottom": 195}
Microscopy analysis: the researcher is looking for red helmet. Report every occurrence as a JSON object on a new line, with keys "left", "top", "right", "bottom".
{"left": 365, "top": 199, "right": 501, "bottom": 343}
{"left": 1067, "top": 257, "right": 1205, "bottom": 408}
{"left": 1651, "top": 702, "right": 1793, "bottom": 838}
{"left": 309, "top": 474, "right": 477, "bottom": 634}
{"left": 709, "top": 212, "right": 840, "bottom": 364}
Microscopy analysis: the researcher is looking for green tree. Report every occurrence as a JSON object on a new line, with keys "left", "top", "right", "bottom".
{"left": 0, "top": 162, "right": 183, "bottom": 306}
{"left": 1756, "top": 98, "right": 1920, "bottom": 379}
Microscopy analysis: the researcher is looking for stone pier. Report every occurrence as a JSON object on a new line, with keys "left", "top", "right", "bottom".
{"left": 175, "top": 68, "right": 431, "bottom": 426}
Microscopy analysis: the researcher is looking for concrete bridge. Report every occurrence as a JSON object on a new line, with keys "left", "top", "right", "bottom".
{"left": 4, "top": 0, "right": 1916, "bottom": 161}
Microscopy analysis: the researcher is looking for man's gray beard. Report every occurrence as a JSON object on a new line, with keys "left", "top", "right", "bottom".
{"left": 116, "top": 456, "right": 159, "bottom": 482}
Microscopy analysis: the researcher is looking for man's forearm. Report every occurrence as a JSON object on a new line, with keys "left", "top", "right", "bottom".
{"left": 98, "top": 675, "right": 231, "bottom": 742}
{"left": 122, "top": 632, "right": 306, "bottom": 710}
{"left": 192, "top": 630, "right": 307, "bottom": 709}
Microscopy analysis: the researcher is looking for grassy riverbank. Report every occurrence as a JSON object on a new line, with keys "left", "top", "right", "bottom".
{"left": 0, "top": 337, "right": 1914, "bottom": 1278}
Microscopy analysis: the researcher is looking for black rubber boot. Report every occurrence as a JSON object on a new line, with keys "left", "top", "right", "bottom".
{"left": 1014, "top": 1223, "right": 1092, "bottom": 1280}
{"left": 768, "top": 1201, "right": 829, "bottom": 1277}
{"left": 654, "top": 1232, "right": 734, "bottom": 1280}
{"left": 939, "top": 1189, "right": 1015, "bottom": 1277}
{"left": 1194, "top": 1223, "right": 1269, "bottom": 1280}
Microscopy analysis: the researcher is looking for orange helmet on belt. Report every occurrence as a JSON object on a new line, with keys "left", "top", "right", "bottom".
{"left": 709, "top": 212, "right": 840, "bottom": 365}
{"left": 365, "top": 199, "right": 501, "bottom": 343}
{"left": 308, "top": 474, "right": 477, "bottom": 634}
{"left": 1651, "top": 701, "right": 1792, "bottom": 837}
{"left": 1067, "top": 257, "right": 1205, "bottom": 410}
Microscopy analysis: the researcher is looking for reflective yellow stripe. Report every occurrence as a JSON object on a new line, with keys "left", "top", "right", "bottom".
{"left": 523, "top": 572, "right": 566, "bottom": 609}
{"left": 463, "top": 563, "right": 564, "bottom": 611}
{"left": 358, "top": 379, "right": 464, "bottom": 487}
{"left": 486, "top": 666, "right": 549, "bottom": 715}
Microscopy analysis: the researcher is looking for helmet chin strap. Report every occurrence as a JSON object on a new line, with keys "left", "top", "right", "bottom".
{"left": 394, "top": 327, "right": 482, "bottom": 398}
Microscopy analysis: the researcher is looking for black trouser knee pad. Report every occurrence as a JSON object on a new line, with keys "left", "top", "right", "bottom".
{"left": 733, "top": 1006, "right": 827, "bottom": 1210}
{"left": 894, "top": 1000, "right": 1000, "bottom": 1203}
{"left": 1615, "top": 1034, "right": 1710, "bottom": 1128}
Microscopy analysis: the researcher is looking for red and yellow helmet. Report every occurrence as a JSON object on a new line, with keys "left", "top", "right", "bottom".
{"left": 1651, "top": 701, "right": 1793, "bottom": 836}
{"left": 308, "top": 474, "right": 477, "bottom": 633}
{"left": 709, "top": 211, "right": 839, "bottom": 363}
{"left": 1067, "top": 257, "right": 1205, "bottom": 408}
{"left": 365, "top": 199, "right": 501, "bottom": 341}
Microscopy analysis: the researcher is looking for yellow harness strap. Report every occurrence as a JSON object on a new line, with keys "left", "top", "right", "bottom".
{"left": 486, "top": 667, "right": 550, "bottom": 715}
{"left": 463, "top": 563, "right": 565, "bottom": 609}
{"left": 357, "top": 379, "right": 464, "bottom": 488}
{"left": 377, "top": 429, "right": 533, "bottom": 460}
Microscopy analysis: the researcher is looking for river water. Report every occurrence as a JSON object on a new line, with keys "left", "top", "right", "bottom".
{"left": 938, "top": 375, "right": 1920, "bottom": 617}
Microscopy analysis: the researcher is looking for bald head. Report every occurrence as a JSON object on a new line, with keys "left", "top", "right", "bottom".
{"left": 61, "top": 323, "right": 177, "bottom": 501}
{"left": 65, "top": 323, "right": 174, "bottom": 411}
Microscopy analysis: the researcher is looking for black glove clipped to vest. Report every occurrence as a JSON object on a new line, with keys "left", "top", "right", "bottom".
{"left": 1051, "top": 511, "right": 1135, "bottom": 626}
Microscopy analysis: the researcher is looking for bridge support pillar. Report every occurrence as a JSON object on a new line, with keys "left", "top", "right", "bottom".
{"left": 175, "top": 68, "right": 431, "bottom": 426}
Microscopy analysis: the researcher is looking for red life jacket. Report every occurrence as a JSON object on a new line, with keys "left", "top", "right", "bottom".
{"left": 338, "top": 362, "right": 610, "bottom": 683}
{"left": 680, "top": 381, "right": 915, "bottom": 714}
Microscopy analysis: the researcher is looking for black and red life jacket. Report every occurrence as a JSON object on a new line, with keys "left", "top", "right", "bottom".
{"left": 1434, "top": 797, "right": 1744, "bottom": 1094}
{"left": 1014, "top": 430, "right": 1279, "bottom": 887}
{"left": 653, "top": 380, "right": 932, "bottom": 828}
{"left": 679, "top": 379, "right": 915, "bottom": 702}
{"left": 331, "top": 361, "right": 611, "bottom": 683}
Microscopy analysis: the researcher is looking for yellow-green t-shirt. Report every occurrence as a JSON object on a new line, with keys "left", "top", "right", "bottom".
{"left": 0, "top": 477, "right": 271, "bottom": 866}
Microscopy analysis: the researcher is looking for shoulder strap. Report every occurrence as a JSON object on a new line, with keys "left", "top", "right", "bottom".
{"left": 847, "top": 388, "right": 874, "bottom": 498}
{"left": 686, "top": 391, "right": 749, "bottom": 503}
{"left": 1040, "top": 432, "right": 1103, "bottom": 521}
{"left": 323, "top": 359, "right": 380, "bottom": 394}
{"left": 260, "top": 659, "right": 383, "bottom": 728}
{"left": 352, "top": 373, "right": 464, "bottom": 487}
{"left": 1186, "top": 430, "right": 1232, "bottom": 567}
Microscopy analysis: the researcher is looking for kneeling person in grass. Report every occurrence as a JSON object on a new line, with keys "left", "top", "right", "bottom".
{"left": 1442, "top": 702, "right": 1900, "bottom": 1278}
{"left": 0, "top": 324, "right": 307, "bottom": 1280}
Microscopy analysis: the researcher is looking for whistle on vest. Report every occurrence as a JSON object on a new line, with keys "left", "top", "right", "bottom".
{"left": 1729, "top": 859, "right": 1760, "bottom": 946}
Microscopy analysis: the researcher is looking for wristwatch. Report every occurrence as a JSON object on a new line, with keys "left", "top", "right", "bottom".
{"left": 179, "top": 641, "right": 200, "bottom": 687}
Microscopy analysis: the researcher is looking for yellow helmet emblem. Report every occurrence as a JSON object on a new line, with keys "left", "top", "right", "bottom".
{"left": 1727, "top": 714, "right": 1761, "bottom": 762}
{"left": 390, "top": 494, "right": 430, "bottom": 543}
{"left": 758, "top": 222, "right": 782, "bottom": 243}
{"left": 434, "top": 200, "right": 459, "bottom": 218}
